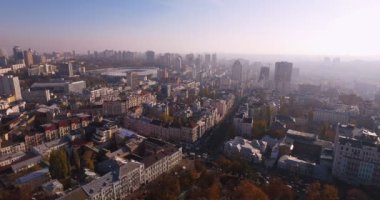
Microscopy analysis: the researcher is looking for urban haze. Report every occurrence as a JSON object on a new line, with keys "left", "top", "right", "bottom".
{"left": 0, "top": 1, "right": 380, "bottom": 200}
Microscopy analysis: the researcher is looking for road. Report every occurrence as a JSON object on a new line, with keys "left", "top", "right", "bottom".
{"left": 197, "top": 97, "right": 243, "bottom": 156}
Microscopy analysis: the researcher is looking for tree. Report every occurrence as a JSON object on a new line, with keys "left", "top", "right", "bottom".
{"left": 49, "top": 149, "right": 71, "bottom": 179}
{"left": 82, "top": 150, "right": 95, "bottom": 171}
{"left": 264, "top": 105, "right": 272, "bottom": 127}
{"left": 160, "top": 113, "right": 173, "bottom": 124}
{"left": 346, "top": 188, "right": 369, "bottom": 200}
{"left": 306, "top": 182, "right": 339, "bottom": 200}
{"left": 217, "top": 156, "right": 233, "bottom": 172}
{"left": 234, "top": 180, "right": 269, "bottom": 200}
{"left": 146, "top": 173, "right": 180, "bottom": 200}
{"left": 72, "top": 149, "right": 81, "bottom": 169}
{"left": 194, "top": 159, "right": 206, "bottom": 173}
{"left": 252, "top": 119, "right": 267, "bottom": 139}
{"left": 321, "top": 184, "right": 339, "bottom": 200}
{"left": 208, "top": 179, "right": 221, "bottom": 200}
{"left": 306, "top": 182, "right": 321, "bottom": 200}
{"left": 179, "top": 170, "right": 196, "bottom": 191}
{"left": 262, "top": 178, "right": 295, "bottom": 200}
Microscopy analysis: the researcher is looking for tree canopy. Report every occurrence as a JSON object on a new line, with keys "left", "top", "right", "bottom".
{"left": 49, "top": 148, "right": 71, "bottom": 179}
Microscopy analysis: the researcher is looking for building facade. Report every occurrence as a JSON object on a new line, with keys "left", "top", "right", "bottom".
{"left": 332, "top": 124, "right": 380, "bottom": 186}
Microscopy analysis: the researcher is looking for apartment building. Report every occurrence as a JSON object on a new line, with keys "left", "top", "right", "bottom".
{"left": 332, "top": 124, "right": 380, "bottom": 186}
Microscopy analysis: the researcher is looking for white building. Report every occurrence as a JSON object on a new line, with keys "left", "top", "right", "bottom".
{"left": 224, "top": 137, "right": 266, "bottom": 164}
{"left": 278, "top": 155, "right": 315, "bottom": 176}
{"left": 81, "top": 161, "right": 144, "bottom": 200}
{"left": 332, "top": 124, "right": 380, "bottom": 186}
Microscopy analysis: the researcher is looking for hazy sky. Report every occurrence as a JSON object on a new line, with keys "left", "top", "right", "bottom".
{"left": 1, "top": 0, "right": 380, "bottom": 56}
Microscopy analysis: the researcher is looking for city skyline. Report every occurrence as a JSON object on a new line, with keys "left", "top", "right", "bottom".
{"left": 1, "top": 0, "right": 380, "bottom": 57}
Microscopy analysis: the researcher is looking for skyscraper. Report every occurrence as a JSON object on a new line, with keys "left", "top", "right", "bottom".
{"left": 146, "top": 50, "right": 155, "bottom": 64}
{"left": 58, "top": 62, "right": 74, "bottom": 77}
{"left": 274, "top": 61, "right": 293, "bottom": 94}
{"left": 185, "top": 53, "right": 194, "bottom": 65}
{"left": 258, "top": 66, "right": 270, "bottom": 88}
{"left": 24, "top": 49, "right": 34, "bottom": 67}
{"left": 33, "top": 54, "right": 46, "bottom": 64}
{"left": 231, "top": 60, "right": 243, "bottom": 83}
{"left": 211, "top": 53, "right": 217, "bottom": 66}
{"left": 204, "top": 54, "right": 211, "bottom": 65}
{"left": 0, "top": 57, "right": 7, "bottom": 67}
{"left": 0, "top": 75, "right": 22, "bottom": 100}
{"left": 161, "top": 84, "right": 171, "bottom": 98}
{"left": 175, "top": 56, "right": 182, "bottom": 71}
{"left": 13, "top": 46, "right": 24, "bottom": 64}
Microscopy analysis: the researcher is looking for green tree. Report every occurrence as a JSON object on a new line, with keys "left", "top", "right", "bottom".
{"left": 49, "top": 149, "right": 71, "bottom": 179}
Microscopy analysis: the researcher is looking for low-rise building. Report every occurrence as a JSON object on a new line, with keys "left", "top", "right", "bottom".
{"left": 124, "top": 116, "right": 200, "bottom": 143}
{"left": 22, "top": 89, "right": 51, "bottom": 104}
{"left": 278, "top": 155, "right": 316, "bottom": 176}
{"left": 142, "top": 145, "right": 182, "bottom": 183}
{"left": 224, "top": 137, "right": 266, "bottom": 164}
{"left": 15, "top": 168, "right": 51, "bottom": 189}
{"left": 42, "top": 179, "right": 64, "bottom": 197}
{"left": 0, "top": 141, "right": 26, "bottom": 155}
{"left": 81, "top": 161, "right": 144, "bottom": 200}
{"left": 102, "top": 100, "right": 128, "bottom": 116}
{"left": 31, "top": 80, "right": 86, "bottom": 94}
{"left": 31, "top": 138, "right": 68, "bottom": 158}
{"left": 11, "top": 155, "right": 42, "bottom": 173}
{"left": 0, "top": 152, "right": 25, "bottom": 167}
{"left": 92, "top": 124, "right": 118, "bottom": 144}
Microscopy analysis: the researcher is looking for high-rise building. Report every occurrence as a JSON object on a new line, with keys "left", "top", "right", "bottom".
{"left": 259, "top": 66, "right": 270, "bottom": 82}
{"left": 292, "top": 67, "right": 300, "bottom": 81}
{"left": 274, "top": 62, "right": 293, "bottom": 94}
{"left": 204, "top": 54, "right": 211, "bottom": 65}
{"left": 258, "top": 66, "right": 270, "bottom": 88}
{"left": 161, "top": 84, "right": 171, "bottom": 98}
{"left": 0, "top": 75, "right": 22, "bottom": 100}
{"left": 186, "top": 53, "right": 194, "bottom": 65}
{"left": 125, "top": 51, "right": 135, "bottom": 62}
{"left": 58, "top": 62, "right": 74, "bottom": 77}
{"left": 146, "top": 50, "right": 155, "bottom": 64}
{"left": 0, "top": 57, "right": 7, "bottom": 67}
{"left": 0, "top": 48, "right": 7, "bottom": 58}
{"left": 160, "top": 53, "right": 172, "bottom": 66}
{"left": 158, "top": 67, "right": 169, "bottom": 80}
{"left": 231, "top": 60, "right": 243, "bottom": 83}
{"left": 13, "top": 46, "right": 24, "bottom": 64}
{"left": 24, "top": 49, "right": 34, "bottom": 67}
{"left": 127, "top": 72, "right": 138, "bottom": 89}
{"left": 212, "top": 54, "right": 217, "bottom": 66}
{"left": 33, "top": 54, "right": 46, "bottom": 64}
{"left": 175, "top": 56, "right": 182, "bottom": 71}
